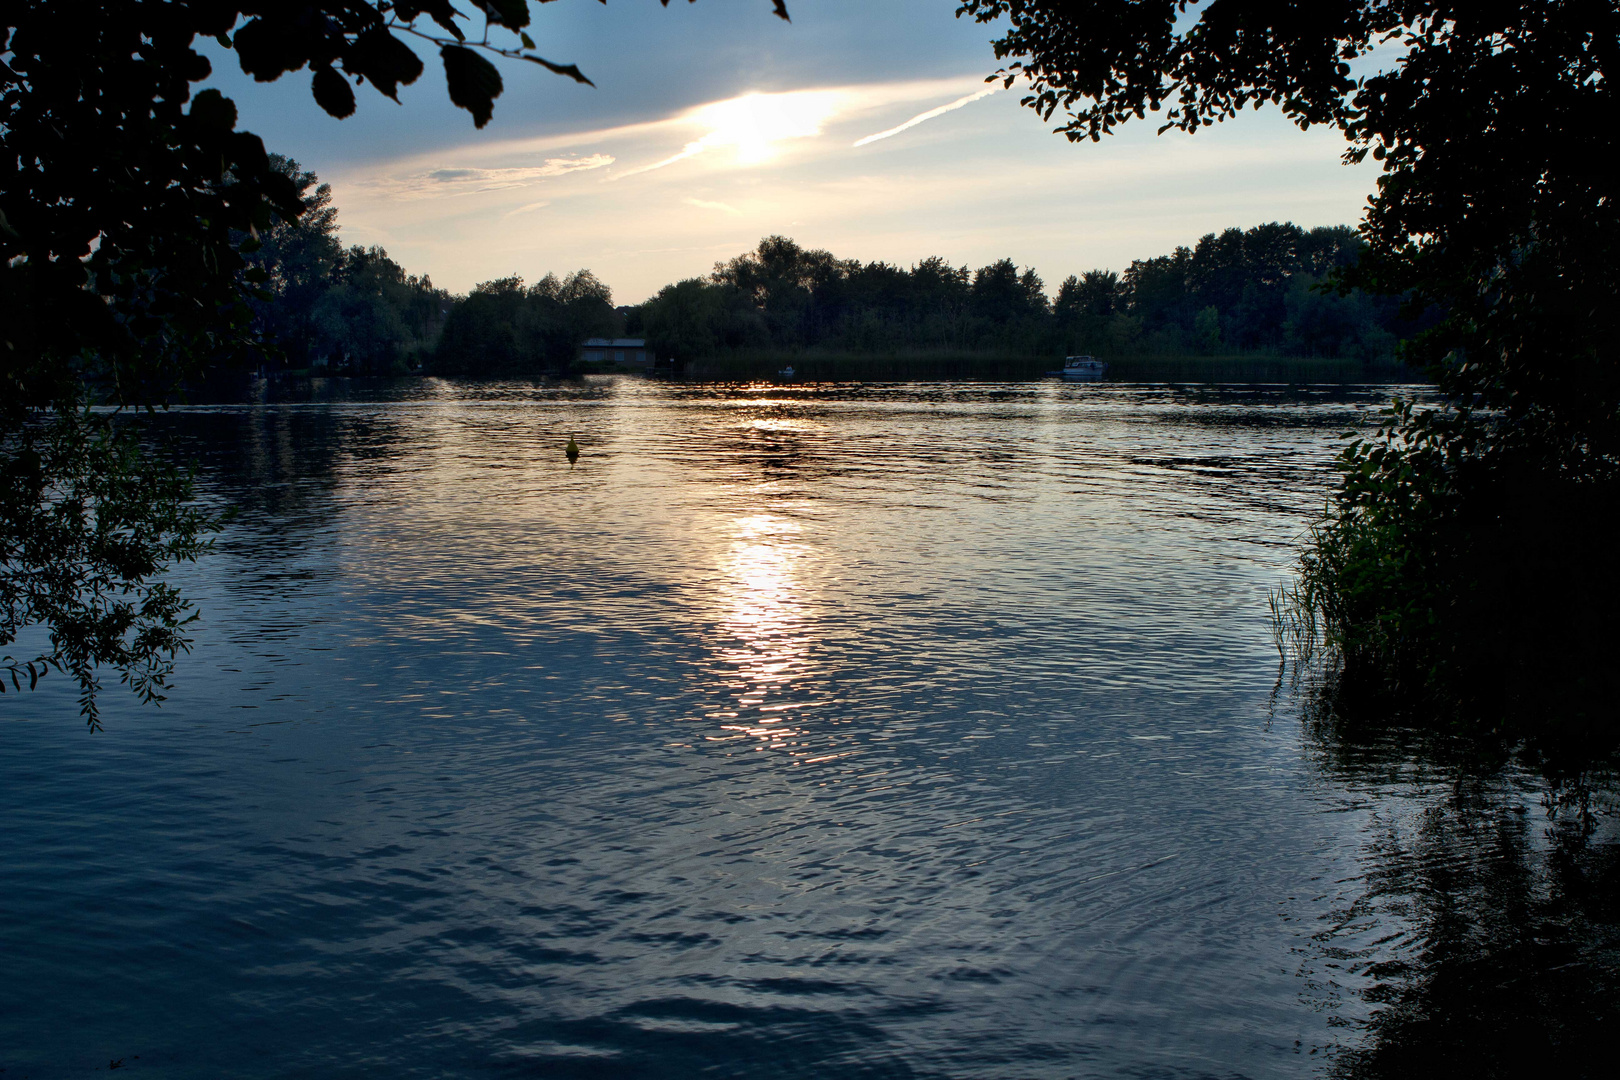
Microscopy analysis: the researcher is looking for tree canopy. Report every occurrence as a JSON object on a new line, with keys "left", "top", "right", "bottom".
{"left": 959, "top": 2, "right": 1617, "bottom": 733}
{"left": 2, "top": 1, "right": 786, "bottom": 413}
{"left": 436, "top": 270, "right": 617, "bottom": 377}
{"left": 244, "top": 157, "right": 450, "bottom": 376}
{"left": 1, "top": 1, "right": 787, "bottom": 720}
{"left": 958, "top": 0, "right": 1620, "bottom": 450}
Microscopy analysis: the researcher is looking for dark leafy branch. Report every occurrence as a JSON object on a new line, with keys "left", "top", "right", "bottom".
{"left": 1, "top": 405, "right": 218, "bottom": 731}
{"left": 1, "top": 1, "right": 787, "bottom": 723}
{"left": 955, "top": 2, "right": 1620, "bottom": 745}
{"left": 956, "top": 0, "right": 1620, "bottom": 437}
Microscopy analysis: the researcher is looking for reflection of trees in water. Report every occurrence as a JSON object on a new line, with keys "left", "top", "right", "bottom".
{"left": 153, "top": 406, "right": 413, "bottom": 591}
{"left": 164, "top": 408, "right": 346, "bottom": 523}
{"left": 1294, "top": 693, "right": 1620, "bottom": 1078}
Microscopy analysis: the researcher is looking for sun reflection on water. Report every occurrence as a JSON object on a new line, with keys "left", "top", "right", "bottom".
{"left": 706, "top": 511, "right": 820, "bottom": 755}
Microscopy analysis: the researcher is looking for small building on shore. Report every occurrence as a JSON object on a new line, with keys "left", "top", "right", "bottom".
{"left": 581, "top": 338, "right": 655, "bottom": 369}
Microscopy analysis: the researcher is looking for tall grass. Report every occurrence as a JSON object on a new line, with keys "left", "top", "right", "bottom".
{"left": 1270, "top": 398, "right": 1620, "bottom": 777}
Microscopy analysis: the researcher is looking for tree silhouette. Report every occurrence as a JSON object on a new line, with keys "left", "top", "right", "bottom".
{"left": 955, "top": 1, "right": 1620, "bottom": 721}
{"left": 1, "top": 1, "right": 787, "bottom": 721}
{"left": 958, "top": 0, "right": 1619, "bottom": 436}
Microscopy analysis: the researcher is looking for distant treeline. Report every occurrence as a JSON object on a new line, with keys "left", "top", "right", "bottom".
{"left": 634, "top": 229, "right": 1426, "bottom": 369}
{"left": 240, "top": 157, "right": 619, "bottom": 378}
{"left": 243, "top": 161, "right": 1431, "bottom": 379}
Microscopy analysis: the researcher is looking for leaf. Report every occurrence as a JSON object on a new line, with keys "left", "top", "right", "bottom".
{"left": 441, "top": 46, "right": 503, "bottom": 128}
{"left": 188, "top": 89, "right": 237, "bottom": 132}
{"left": 312, "top": 66, "right": 357, "bottom": 118}
{"left": 521, "top": 54, "right": 594, "bottom": 87}
{"left": 422, "top": 1, "right": 466, "bottom": 41}
{"left": 349, "top": 27, "right": 425, "bottom": 101}
{"left": 231, "top": 17, "right": 307, "bottom": 82}
{"left": 479, "top": 0, "right": 530, "bottom": 29}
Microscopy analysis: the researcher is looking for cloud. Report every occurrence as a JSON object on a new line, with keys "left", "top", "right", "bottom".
{"left": 853, "top": 87, "right": 997, "bottom": 147}
{"left": 370, "top": 154, "right": 615, "bottom": 199}
{"left": 685, "top": 198, "right": 743, "bottom": 215}
{"left": 339, "top": 78, "right": 992, "bottom": 195}
{"left": 615, "top": 90, "right": 844, "bottom": 178}
{"left": 323, "top": 75, "right": 1374, "bottom": 303}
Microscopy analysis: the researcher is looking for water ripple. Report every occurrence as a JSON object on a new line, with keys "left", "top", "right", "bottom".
{"left": 2, "top": 380, "right": 1417, "bottom": 1078}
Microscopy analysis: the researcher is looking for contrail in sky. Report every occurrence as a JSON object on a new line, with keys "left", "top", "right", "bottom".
{"left": 853, "top": 87, "right": 997, "bottom": 147}
{"left": 615, "top": 142, "right": 706, "bottom": 180}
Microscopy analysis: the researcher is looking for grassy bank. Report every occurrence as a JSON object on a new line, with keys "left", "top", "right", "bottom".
{"left": 682, "top": 349, "right": 1426, "bottom": 383}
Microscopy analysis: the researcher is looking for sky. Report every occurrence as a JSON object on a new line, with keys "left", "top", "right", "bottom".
{"left": 202, "top": 1, "right": 1380, "bottom": 304}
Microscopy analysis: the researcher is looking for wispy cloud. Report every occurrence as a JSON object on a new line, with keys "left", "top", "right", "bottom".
{"left": 325, "top": 75, "right": 1372, "bottom": 303}
{"left": 371, "top": 154, "right": 615, "bottom": 199}
{"left": 685, "top": 198, "right": 743, "bottom": 215}
{"left": 341, "top": 78, "right": 991, "bottom": 197}
{"left": 853, "top": 87, "right": 997, "bottom": 147}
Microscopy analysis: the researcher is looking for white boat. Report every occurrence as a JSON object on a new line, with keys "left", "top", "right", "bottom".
{"left": 1047, "top": 355, "right": 1108, "bottom": 381}
{"left": 778, "top": 365, "right": 795, "bottom": 379}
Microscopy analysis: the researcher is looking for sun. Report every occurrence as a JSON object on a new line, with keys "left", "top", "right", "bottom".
{"left": 688, "top": 91, "right": 841, "bottom": 165}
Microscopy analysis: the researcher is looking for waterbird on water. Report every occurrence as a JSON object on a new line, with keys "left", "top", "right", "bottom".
{"left": 565, "top": 435, "right": 580, "bottom": 465}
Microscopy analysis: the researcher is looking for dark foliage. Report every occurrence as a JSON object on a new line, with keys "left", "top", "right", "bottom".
{"left": 433, "top": 270, "right": 617, "bottom": 377}
{"left": 3, "top": 5, "right": 294, "bottom": 417}
{"left": 244, "top": 157, "right": 450, "bottom": 375}
{"left": 955, "top": 1, "right": 1620, "bottom": 735}
{"left": 1281, "top": 400, "right": 1620, "bottom": 768}
{"left": 637, "top": 229, "right": 1410, "bottom": 365}
{"left": 4, "top": 2, "right": 786, "bottom": 720}
{"left": 4, "top": 3, "right": 296, "bottom": 719}
{"left": 1, "top": 407, "right": 215, "bottom": 730}
{"left": 2, "top": 2, "right": 627, "bottom": 415}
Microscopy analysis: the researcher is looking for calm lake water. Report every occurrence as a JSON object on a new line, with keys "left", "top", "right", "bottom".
{"left": 3, "top": 379, "right": 1613, "bottom": 1078}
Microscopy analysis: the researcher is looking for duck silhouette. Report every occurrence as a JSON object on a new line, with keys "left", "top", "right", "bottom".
{"left": 565, "top": 435, "right": 580, "bottom": 465}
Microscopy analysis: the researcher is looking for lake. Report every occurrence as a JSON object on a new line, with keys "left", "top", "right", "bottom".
{"left": 3, "top": 379, "right": 1612, "bottom": 1078}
